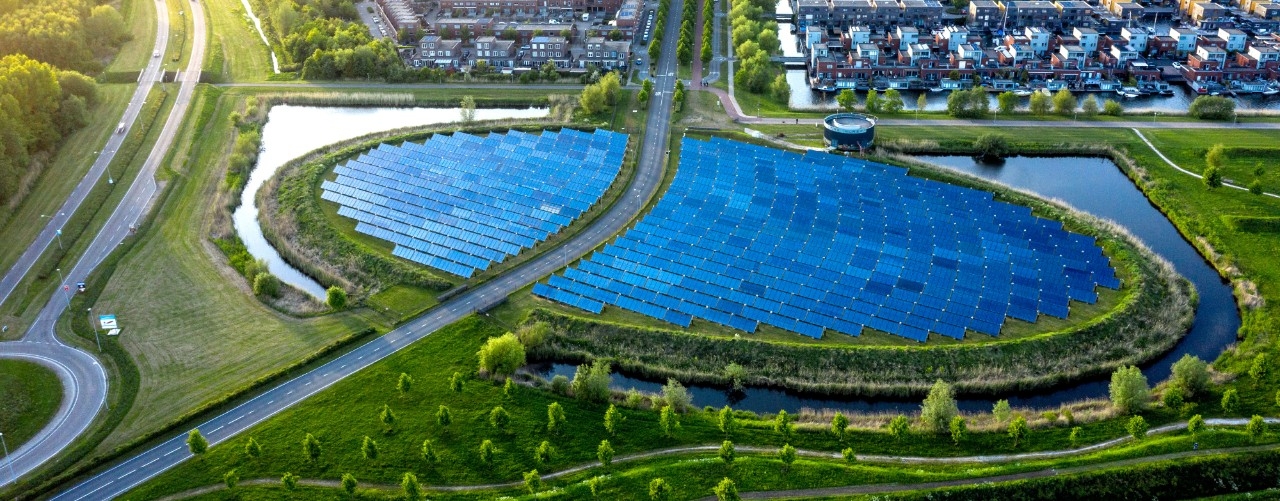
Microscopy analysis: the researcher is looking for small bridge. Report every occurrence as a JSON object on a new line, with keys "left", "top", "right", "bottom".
{"left": 771, "top": 55, "right": 806, "bottom": 68}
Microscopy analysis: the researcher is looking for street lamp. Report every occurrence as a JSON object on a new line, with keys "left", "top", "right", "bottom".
{"left": 39, "top": 214, "right": 65, "bottom": 250}
{"left": 56, "top": 267, "right": 71, "bottom": 307}
{"left": 0, "top": 431, "right": 15, "bottom": 486}
{"left": 88, "top": 307, "right": 101, "bottom": 352}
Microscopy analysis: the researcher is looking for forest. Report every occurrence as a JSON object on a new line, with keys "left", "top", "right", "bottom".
{"left": 0, "top": 0, "right": 130, "bottom": 73}
{"left": 256, "top": 0, "right": 404, "bottom": 79}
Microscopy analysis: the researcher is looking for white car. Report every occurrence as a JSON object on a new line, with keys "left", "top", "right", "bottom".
{"left": 153, "top": 50, "right": 160, "bottom": 58}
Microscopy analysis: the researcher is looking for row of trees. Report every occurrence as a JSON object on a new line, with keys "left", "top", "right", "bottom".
{"left": 676, "top": 0, "right": 698, "bottom": 65}
{"left": 730, "top": 0, "right": 784, "bottom": 98}
{"left": 647, "top": 0, "right": 670, "bottom": 61}
{"left": 836, "top": 88, "right": 905, "bottom": 114}
{"left": 0, "top": 0, "right": 130, "bottom": 73}
{"left": 699, "top": 0, "right": 714, "bottom": 65}
{"left": 0, "top": 54, "right": 98, "bottom": 205}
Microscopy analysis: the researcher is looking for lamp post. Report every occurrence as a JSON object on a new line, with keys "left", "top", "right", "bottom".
{"left": 0, "top": 431, "right": 15, "bottom": 486}
{"left": 88, "top": 307, "right": 101, "bottom": 352}
{"left": 56, "top": 267, "right": 71, "bottom": 306}
{"left": 39, "top": 214, "right": 65, "bottom": 250}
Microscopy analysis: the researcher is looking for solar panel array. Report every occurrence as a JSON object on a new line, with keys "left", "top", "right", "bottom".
{"left": 534, "top": 137, "right": 1120, "bottom": 342}
{"left": 321, "top": 129, "right": 628, "bottom": 278}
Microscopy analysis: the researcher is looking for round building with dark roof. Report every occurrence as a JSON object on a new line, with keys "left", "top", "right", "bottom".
{"left": 823, "top": 113, "right": 876, "bottom": 151}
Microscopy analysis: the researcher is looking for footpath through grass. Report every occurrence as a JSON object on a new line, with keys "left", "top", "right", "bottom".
{"left": 0, "top": 359, "right": 62, "bottom": 451}
{"left": 202, "top": 0, "right": 273, "bottom": 82}
{"left": 104, "top": 0, "right": 158, "bottom": 73}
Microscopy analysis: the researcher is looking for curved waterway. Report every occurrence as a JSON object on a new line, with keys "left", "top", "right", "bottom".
{"left": 234, "top": 105, "right": 548, "bottom": 298}
{"left": 535, "top": 155, "right": 1239, "bottom": 413}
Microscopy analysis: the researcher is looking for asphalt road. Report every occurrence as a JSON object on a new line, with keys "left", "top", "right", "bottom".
{"left": 49, "top": 0, "right": 684, "bottom": 497}
{"left": 0, "top": 0, "right": 208, "bottom": 489}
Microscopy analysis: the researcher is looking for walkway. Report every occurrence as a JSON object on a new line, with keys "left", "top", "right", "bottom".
{"left": 148, "top": 418, "right": 1278, "bottom": 500}
{"left": 1132, "top": 128, "right": 1280, "bottom": 199}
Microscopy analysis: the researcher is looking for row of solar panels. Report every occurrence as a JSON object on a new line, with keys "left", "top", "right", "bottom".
{"left": 323, "top": 129, "right": 628, "bottom": 278}
{"left": 535, "top": 137, "right": 1120, "bottom": 342}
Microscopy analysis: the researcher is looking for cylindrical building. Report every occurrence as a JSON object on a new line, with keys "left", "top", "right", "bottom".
{"left": 822, "top": 113, "right": 876, "bottom": 150}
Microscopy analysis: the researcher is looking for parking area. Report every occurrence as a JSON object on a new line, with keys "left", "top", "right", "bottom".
{"left": 355, "top": 0, "right": 392, "bottom": 39}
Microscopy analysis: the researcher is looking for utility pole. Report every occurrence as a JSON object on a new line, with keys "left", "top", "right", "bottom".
{"left": 0, "top": 432, "right": 15, "bottom": 486}
{"left": 88, "top": 307, "right": 102, "bottom": 352}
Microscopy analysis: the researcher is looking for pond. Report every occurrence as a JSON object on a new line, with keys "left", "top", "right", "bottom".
{"left": 533, "top": 155, "right": 1239, "bottom": 414}
{"left": 235, "top": 105, "right": 548, "bottom": 299}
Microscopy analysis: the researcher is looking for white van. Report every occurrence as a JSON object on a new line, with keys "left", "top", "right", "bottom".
{"left": 117, "top": 122, "right": 125, "bottom": 134}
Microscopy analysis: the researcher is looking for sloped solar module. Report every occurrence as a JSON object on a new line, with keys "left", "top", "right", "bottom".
{"left": 533, "top": 137, "right": 1121, "bottom": 342}
{"left": 321, "top": 129, "right": 627, "bottom": 278}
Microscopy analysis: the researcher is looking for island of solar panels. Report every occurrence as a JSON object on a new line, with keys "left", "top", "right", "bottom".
{"left": 321, "top": 129, "right": 629, "bottom": 278}
{"left": 535, "top": 137, "right": 1120, "bottom": 343}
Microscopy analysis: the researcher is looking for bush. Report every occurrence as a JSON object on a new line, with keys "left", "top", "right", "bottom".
{"left": 973, "top": 133, "right": 1011, "bottom": 161}
{"left": 1109, "top": 365, "right": 1149, "bottom": 414}
{"left": 1102, "top": 99, "right": 1123, "bottom": 116}
{"left": 946, "top": 87, "right": 989, "bottom": 118}
{"left": 1203, "top": 166, "right": 1223, "bottom": 189}
{"left": 920, "top": 379, "right": 958, "bottom": 433}
{"left": 550, "top": 375, "right": 569, "bottom": 395}
{"left": 1189, "top": 95, "right": 1236, "bottom": 120}
{"left": 1171, "top": 354, "right": 1210, "bottom": 398}
{"left": 661, "top": 378, "right": 693, "bottom": 412}
{"left": 326, "top": 285, "right": 347, "bottom": 309}
{"left": 477, "top": 333, "right": 526, "bottom": 375}
{"left": 570, "top": 360, "right": 612, "bottom": 403}
{"left": 252, "top": 272, "right": 280, "bottom": 297}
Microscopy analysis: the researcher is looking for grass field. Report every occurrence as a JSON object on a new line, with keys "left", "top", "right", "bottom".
{"left": 84, "top": 87, "right": 381, "bottom": 454}
{"left": 0, "top": 359, "right": 63, "bottom": 451}
{"left": 221, "top": 86, "right": 574, "bottom": 106}
{"left": 123, "top": 314, "right": 1272, "bottom": 500}
{"left": 104, "top": 0, "right": 158, "bottom": 73}
{"left": 202, "top": 0, "right": 273, "bottom": 81}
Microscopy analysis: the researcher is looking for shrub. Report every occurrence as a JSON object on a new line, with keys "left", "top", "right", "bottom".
{"left": 660, "top": 406, "right": 681, "bottom": 438}
{"left": 1127, "top": 415, "right": 1149, "bottom": 440}
{"left": 950, "top": 416, "right": 967, "bottom": 445}
{"left": 831, "top": 412, "right": 849, "bottom": 441}
{"left": 1109, "top": 365, "right": 1149, "bottom": 414}
{"left": 713, "top": 477, "right": 740, "bottom": 501}
{"left": 1203, "top": 166, "right": 1223, "bottom": 189}
{"left": 661, "top": 378, "right": 692, "bottom": 412}
{"left": 551, "top": 374, "right": 569, "bottom": 395}
{"left": 341, "top": 473, "right": 357, "bottom": 495}
{"left": 993, "top": 399, "right": 1012, "bottom": 423}
{"left": 973, "top": 133, "right": 1010, "bottom": 161}
{"left": 252, "top": 272, "right": 280, "bottom": 297}
{"left": 1163, "top": 385, "right": 1185, "bottom": 410}
{"left": 1009, "top": 415, "right": 1029, "bottom": 447}
{"left": 597, "top": 439, "right": 614, "bottom": 466}
{"left": 1189, "top": 95, "right": 1235, "bottom": 120}
{"left": 479, "top": 439, "right": 496, "bottom": 464}
{"left": 547, "top": 402, "right": 566, "bottom": 434}
{"left": 888, "top": 415, "right": 910, "bottom": 441}
{"left": 920, "top": 379, "right": 959, "bottom": 433}
{"left": 1223, "top": 388, "right": 1241, "bottom": 414}
{"left": 477, "top": 333, "right": 526, "bottom": 375}
{"left": 326, "top": 285, "right": 347, "bottom": 309}
{"left": 1171, "top": 354, "right": 1210, "bottom": 398}
{"left": 571, "top": 360, "right": 613, "bottom": 402}
{"left": 1102, "top": 99, "right": 1123, "bottom": 116}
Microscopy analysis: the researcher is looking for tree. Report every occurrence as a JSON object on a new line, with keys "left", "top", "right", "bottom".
{"left": 541, "top": 61, "right": 559, "bottom": 82}
{"left": 478, "top": 333, "right": 526, "bottom": 375}
{"left": 253, "top": 272, "right": 280, "bottom": 297}
{"left": 1203, "top": 166, "right": 1223, "bottom": 189}
{"left": 605, "top": 404, "right": 623, "bottom": 436}
{"left": 571, "top": 360, "right": 613, "bottom": 403}
{"left": 244, "top": 437, "right": 262, "bottom": 459}
{"left": 1127, "top": 415, "right": 1149, "bottom": 440}
{"left": 713, "top": 477, "right": 740, "bottom": 501}
{"left": 1052, "top": 88, "right": 1076, "bottom": 116}
{"left": 882, "top": 89, "right": 904, "bottom": 113}
{"left": 361, "top": 436, "right": 379, "bottom": 460}
{"left": 449, "top": 372, "right": 464, "bottom": 393}
{"left": 718, "top": 440, "right": 736, "bottom": 466}
{"left": 639, "top": 79, "right": 653, "bottom": 107}
{"left": 997, "top": 91, "right": 1017, "bottom": 115}
{"left": 1248, "top": 415, "right": 1267, "bottom": 442}
{"left": 490, "top": 406, "right": 511, "bottom": 430}
{"left": 769, "top": 73, "right": 791, "bottom": 103}
{"left": 543, "top": 401, "right": 566, "bottom": 434}
{"left": 479, "top": 439, "right": 496, "bottom": 464}
{"left": 579, "top": 84, "right": 605, "bottom": 116}
{"left": 1109, "top": 365, "right": 1149, "bottom": 414}
{"left": 949, "top": 416, "right": 967, "bottom": 445}
{"left": 1029, "top": 91, "right": 1050, "bottom": 116}
{"left": 1102, "top": 99, "right": 1124, "bottom": 116}
{"left": 1188, "top": 95, "right": 1235, "bottom": 120}
{"left": 1069, "top": 426, "right": 1083, "bottom": 447}
{"left": 303, "top": 433, "right": 321, "bottom": 462}
{"left": 1163, "top": 385, "right": 1186, "bottom": 411}
{"left": 281, "top": 472, "right": 299, "bottom": 490}
{"left": 864, "top": 89, "right": 881, "bottom": 113}
{"left": 837, "top": 89, "right": 857, "bottom": 112}
{"left": 993, "top": 399, "right": 1012, "bottom": 423}
{"left": 326, "top": 285, "right": 347, "bottom": 309}
{"left": 1188, "top": 414, "right": 1206, "bottom": 437}
{"left": 1171, "top": 354, "right": 1210, "bottom": 398}
{"left": 774, "top": 410, "right": 793, "bottom": 440}
{"left": 460, "top": 95, "right": 477, "bottom": 123}
{"left": 437, "top": 405, "right": 453, "bottom": 428}
{"left": 660, "top": 406, "right": 681, "bottom": 438}
{"left": 503, "top": 377, "right": 515, "bottom": 399}
{"left": 778, "top": 443, "right": 797, "bottom": 472}
{"left": 1223, "top": 388, "right": 1241, "bottom": 414}
{"left": 649, "top": 478, "right": 672, "bottom": 500}
{"left": 921, "top": 379, "right": 959, "bottom": 433}
{"left": 524, "top": 469, "right": 543, "bottom": 494}
{"left": 534, "top": 440, "right": 555, "bottom": 465}
{"left": 421, "top": 439, "right": 438, "bottom": 463}
{"left": 341, "top": 473, "right": 358, "bottom": 495}
{"left": 1250, "top": 180, "right": 1264, "bottom": 195}
{"left": 1081, "top": 95, "right": 1099, "bottom": 117}
{"left": 598, "top": 439, "right": 615, "bottom": 466}
{"left": 223, "top": 469, "right": 239, "bottom": 490}
{"left": 888, "top": 414, "right": 910, "bottom": 441}
{"left": 1206, "top": 143, "right": 1228, "bottom": 170}
{"left": 661, "top": 378, "right": 693, "bottom": 412}
{"left": 187, "top": 429, "right": 209, "bottom": 456}
{"left": 403, "top": 472, "right": 423, "bottom": 499}
{"left": 588, "top": 475, "right": 605, "bottom": 497}
{"left": 1008, "top": 415, "right": 1029, "bottom": 448}
{"left": 917, "top": 93, "right": 928, "bottom": 113}
{"left": 380, "top": 404, "right": 398, "bottom": 431}
{"left": 831, "top": 412, "right": 849, "bottom": 441}
{"left": 946, "top": 87, "right": 989, "bottom": 118}
{"left": 842, "top": 447, "right": 856, "bottom": 463}
{"left": 599, "top": 72, "right": 622, "bottom": 104}
{"left": 1250, "top": 353, "right": 1269, "bottom": 385}
{"left": 973, "top": 133, "right": 1010, "bottom": 161}
{"left": 397, "top": 373, "right": 413, "bottom": 396}
{"left": 719, "top": 406, "right": 737, "bottom": 436}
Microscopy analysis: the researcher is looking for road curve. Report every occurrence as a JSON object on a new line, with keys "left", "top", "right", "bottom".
{"left": 0, "top": 0, "right": 208, "bottom": 489}
{"left": 50, "top": 0, "right": 684, "bottom": 498}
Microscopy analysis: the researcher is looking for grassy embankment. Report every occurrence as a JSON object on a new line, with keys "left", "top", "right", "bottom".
{"left": 201, "top": 0, "right": 273, "bottom": 82}
{"left": 123, "top": 315, "right": 1279, "bottom": 500}
{"left": 103, "top": 0, "right": 157, "bottom": 73}
{"left": 0, "top": 360, "right": 62, "bottom": 451}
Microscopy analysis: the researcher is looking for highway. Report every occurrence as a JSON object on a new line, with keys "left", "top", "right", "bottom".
{"left": 48, "top": 0, "right": 684, "bottom": 497}
{"left": 0, "top": 0, "right": 208, "bottom": 490}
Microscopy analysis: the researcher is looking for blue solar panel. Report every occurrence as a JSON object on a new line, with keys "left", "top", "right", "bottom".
{"left": 533, "top": 137, "right": 1120, "bottom": 342}
{"left": 322, "top": 129, "right": 628, "bottom": 277}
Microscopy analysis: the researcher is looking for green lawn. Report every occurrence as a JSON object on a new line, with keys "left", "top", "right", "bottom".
{"left": 83, "top": 87, "right": 381, "bottom": 455}
{"left": 0, "top": 359, "right": 63, "bottom": 451}
{"left": 203, "top": 0, "right": 273, "bottom": 81}
{"left": 104, "top": 0, "right": 158, "bottom": 73}
{"left": 365, "top": 285, "right": 438, "bottom": 325}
